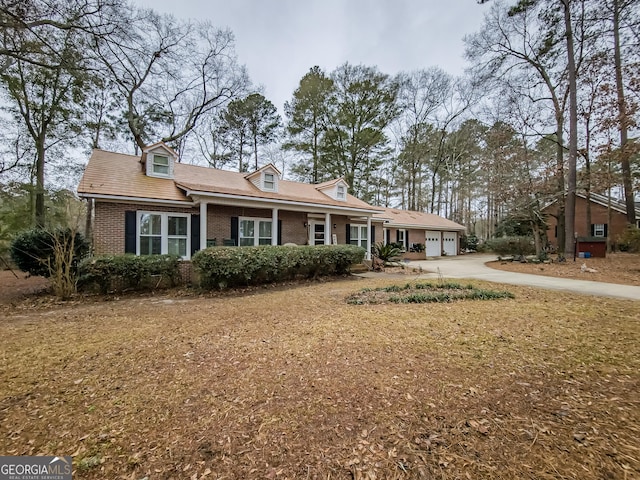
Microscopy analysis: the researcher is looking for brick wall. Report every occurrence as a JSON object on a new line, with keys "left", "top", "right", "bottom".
{"left": 94, "top": 201, "right": 386, "bottom": 253}
{"left": 544, "top": 196, "right": 630, "bottom": 247}
{"left": 92, "top": 202, "right": 198, "bottom": 255}
{"left": 279, "top": 211, "right": 308, "bottom": 244}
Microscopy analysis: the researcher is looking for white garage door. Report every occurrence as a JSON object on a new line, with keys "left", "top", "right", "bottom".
{"left": 442, "top": 232, "right": 458, "bottom": 256}
{"left": 425, "top": 231, "right": 441, "bottom": 257}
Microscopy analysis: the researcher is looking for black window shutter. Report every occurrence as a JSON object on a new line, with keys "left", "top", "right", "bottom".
{"left": 590, "top": 224, "right": 595, "bottom": 236}
{"left": 191, "top": 214, "right": 200, "bottom": 255}
{"left": 277, "top": 220, "right": 282, "bottom": 245}
{"left": 370, "top": 225, "right": 376, "bottom": 247}
{"left": 231, "top": 217, "right": 239, "bottom": 245}
{"left": 604, "top": 224, "right": 608, "bottom": 237}
{"left": 124, "top": 211, "right": 136, "bottom": 254}
{"left": 554, "top": 225, "right": 558, "bottom": 238}
{"left": 396, "top": 230, "right": 400, "bottom": 243}
{"left": 405, "top": 231, "right": 409, "bottom": 250}
{"left": 346, "top": 224, "right": 351, "bottom": 244}
{"left": 386, "top": 229, "right": 390, "bottom": 245}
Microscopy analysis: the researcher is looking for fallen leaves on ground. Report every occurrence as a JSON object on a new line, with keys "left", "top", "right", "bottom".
{"left": 0, "top": 276, "right": 639, "bottom": 479}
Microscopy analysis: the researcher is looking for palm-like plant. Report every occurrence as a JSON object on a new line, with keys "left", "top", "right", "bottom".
{"left": 372, "top": 242, "right": 402, "bottom": 267}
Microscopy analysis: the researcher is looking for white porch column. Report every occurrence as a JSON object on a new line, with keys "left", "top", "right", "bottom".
{"left": 272, "top": 207, "right": 279, "bottom": 245}
{"left": 324, "top": 212, "right": 331, "bottom": 245}
{"left": 366, "top": 216, "right": 372, "bottom": 260}
{"left": 200, "top": 201, "right": 207, "bottom": 251}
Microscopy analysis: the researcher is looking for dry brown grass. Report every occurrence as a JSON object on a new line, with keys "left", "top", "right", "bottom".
{"left": 1, "top": 276, "right": 639, "bottom": 479}
{"left": 488, "top": 252, "right": 640, "bottom": 286}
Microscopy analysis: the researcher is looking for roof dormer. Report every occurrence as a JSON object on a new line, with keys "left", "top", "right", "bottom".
{"left": 315, "top": 178, "right": 349, "bottom": 202}
{"left": 245, "top": 163, "right": 282, "bottom": 193}
{"left": 143, "top": 142, "right": 178, "bottom": 179}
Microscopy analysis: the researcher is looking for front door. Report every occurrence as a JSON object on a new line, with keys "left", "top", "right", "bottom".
{"left": 310, "top": 221, "right": 326, "bottom": 245}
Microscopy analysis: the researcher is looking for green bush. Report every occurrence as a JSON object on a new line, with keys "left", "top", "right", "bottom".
{"left": 192, "top": 245, "right": 366, "bottom": 290}
{"left": 617, "top": 226, "right": 640, "bottom": 253}
{"left": 460, "top": 234, "right": 479, "bottom": 252}
{"left": 372, "top": 242, "right": 402, "bottom": 265}
{"left": 10, "top": 228, "right": 89, "bottom": 278}
{"left": 484, "top": 236, "right": 536, "bottom": 257}
{"left": 78, "top": 254, "right": 181, "bottom": 294}
{"left": 409, "top": 242, "right": 425, "bottom": 253}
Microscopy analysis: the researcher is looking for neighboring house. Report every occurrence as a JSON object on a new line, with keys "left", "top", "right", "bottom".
{"left": 374, "top": 208, "right": 466, "bottom": 259}
{"left": 77, "top": 142, "right": 466, "bottom": 264}
{"left": 543, "top": 192, "right": 640, "bottom": 248}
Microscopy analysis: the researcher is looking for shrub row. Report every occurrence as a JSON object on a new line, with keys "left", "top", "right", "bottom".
{"left": 192, "top": 244, "right": 366, "bottom": 289}
{"left": 78, "top": 254, "right": 181, "bottom": 293}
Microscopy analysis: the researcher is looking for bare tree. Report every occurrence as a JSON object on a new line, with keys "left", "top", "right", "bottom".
{"left": 395, "top": 68, "right": 452, "bottom": 210}
{"left": 91, "top": 7, "right": 248, "bottom": 152}
{"left": 466, "top": 0, "right": 575, "bottom": 252}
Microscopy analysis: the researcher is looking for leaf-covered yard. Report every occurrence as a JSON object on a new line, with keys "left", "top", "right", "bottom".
{"left": 1, "top": 277, "right": 639, "bottom": 479}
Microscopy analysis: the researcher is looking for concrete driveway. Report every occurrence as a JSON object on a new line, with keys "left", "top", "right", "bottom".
{"left": 403, "top": 254, "right": 640, "bottom": 301}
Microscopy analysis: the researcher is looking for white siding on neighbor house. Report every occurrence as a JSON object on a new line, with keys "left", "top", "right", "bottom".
{"left": 425, "top": 231, "right": 441, "bottom": 257}
{"left": 443, "top": 232, "right": 457, "bottom": 256}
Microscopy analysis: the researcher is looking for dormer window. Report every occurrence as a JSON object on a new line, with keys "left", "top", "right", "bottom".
{"left": 337, "top": 185, "right": 346, "bottom": 200}
{"left": 144, "top": 143, "right": 176, "bottom": 179}
{"left": 152, "top": 154, "right": 170, "bottom": 176}
{"left": 245, "top": 163, "right": 281, "bottom": 192}
{"left": 264, "top": 173, "right": 275, "bottom": 191}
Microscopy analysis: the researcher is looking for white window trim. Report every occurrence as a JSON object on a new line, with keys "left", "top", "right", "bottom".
{"left": 593, "top": 223, "right": 606, "bottom": 237}
{"left": 239, "top": 216, "right": 273, "bottom": 246}
{"left": 137, "top": 211, "right": 190, "bottom": 259}
{"left": 336, "top": 185, "right": 346, "bottom": 200}
{"left": 262, "top": 172, "right": 277, "bottom": 192}
{"left": 398, "top": 229, "right": 406, "bottom": 243}
{"left": 349, "top": 223, "right": 369, "bottom": 249}
{"left": 147, "top": 152, "right": 174, "bottom": 179}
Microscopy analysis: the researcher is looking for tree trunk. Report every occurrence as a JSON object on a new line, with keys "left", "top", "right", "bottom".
{"left": 253, "top": 132, "right": 258, "bottom": 171}
{"left": 35, "top": 140, "right": 46, "bottom": 228}
{"left": 312, "top": 114, "right": 318, "bottom": 183}
{"left": 562, "top": 0, "right": 578, "bottom": 259}
{"left": 613, "top": 0, "right": 636, "bottom": 225}
{"left": 238, "top": 131, "right": 244, "bottom": 172}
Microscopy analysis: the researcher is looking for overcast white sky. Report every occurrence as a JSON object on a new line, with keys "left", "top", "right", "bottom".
{"left": 137, "top": 0, "right": 489, "bottom": 114}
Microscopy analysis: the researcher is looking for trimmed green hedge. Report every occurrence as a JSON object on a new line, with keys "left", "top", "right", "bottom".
{"left": 78, "top": 254, "right": 181, "bottom": 294}
{"left": 192, "top": 245, "right": 366, "bottom": 289}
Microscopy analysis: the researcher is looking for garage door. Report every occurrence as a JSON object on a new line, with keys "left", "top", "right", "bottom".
{"left": 442, "top": 232, "right": 458, "bottom": 256}
{"left": 425, "top": 231, "right": 441, "bottom": 257}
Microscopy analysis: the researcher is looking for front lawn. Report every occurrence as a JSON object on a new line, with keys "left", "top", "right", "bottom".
{"left": 0, "top": 278, "right": 638, "bottom": 479}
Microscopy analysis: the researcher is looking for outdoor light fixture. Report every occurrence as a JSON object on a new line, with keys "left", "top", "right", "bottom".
{"left": 333, "top": 224, "right": 337, "bottom": 229}
{"left": 303, "top": 222, "right": 307, "bottom": 228}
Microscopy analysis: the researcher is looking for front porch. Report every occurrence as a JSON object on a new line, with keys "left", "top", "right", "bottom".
{"left": 197, "top": 202, "right": 381, "bottom": 258}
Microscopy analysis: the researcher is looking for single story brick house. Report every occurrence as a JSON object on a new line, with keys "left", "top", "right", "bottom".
{"left": 543, "top": 192, "right": 640, "bottom": 249}
{"left": 77, "top": 142, "right": 466, "bottom": 262}
{"left": 375, "top": 208, "right": 467, "bottom": 259}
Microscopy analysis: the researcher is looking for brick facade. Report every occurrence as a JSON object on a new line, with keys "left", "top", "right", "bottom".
{"left": 92, "top": 202, "right": 382, "bottom": 254}
{"left": 92, "top": 202, "right": 198, "bottom": 255}
{"left": 543, "top": 196, "right": 631, "bottom": 248}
